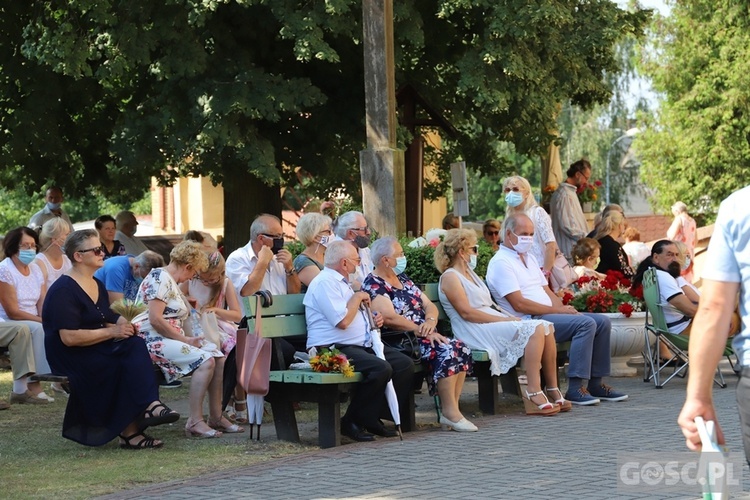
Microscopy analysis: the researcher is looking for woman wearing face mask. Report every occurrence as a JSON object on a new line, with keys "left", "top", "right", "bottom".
{"left": 363, "top": 237, "right": 477, "bottom": 431}
{"left": 436, "top": 229, "right": 567, "bottom": 416}
{"left": 503, "top": 176, "right": 561, "bottom": 283}
{"left": 293, "top": 212, "right": 333, "bottom": 291}
{"left": 482, "top": 219, "right": 501, "bottom": 252}
{"left": 34, "top": 218, "right": 72, "bottom": 290}
{"left": 0, "top": 227, "right": 54, "bottom": 403}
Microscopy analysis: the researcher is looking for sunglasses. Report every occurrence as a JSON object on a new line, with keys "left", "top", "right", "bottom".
{"left": 486, "top": 231, "right": 499, "bottom": 236}
{"left": 78, "top": 246, "right": 104, "bottom": 256}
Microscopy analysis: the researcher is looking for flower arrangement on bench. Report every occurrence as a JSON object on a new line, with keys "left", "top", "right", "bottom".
{"left": 562, "top": 270, "right": 643, "bottom": 317}
{"left": 309, "top": 347, "right": 355, "bottom": 377}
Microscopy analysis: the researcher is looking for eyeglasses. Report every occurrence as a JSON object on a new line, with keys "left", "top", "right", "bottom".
{"left": 350, "top": 226, "right": 370, "bottom": 233}
{"left": 346, "top": 257, "right": 362, "bottom": 266}
{"left": 19, "top": 243, "right": 37, "bottom": 250}
{"left": 198, "top": 275, "right": 222, "bottom": 286}
{"left": 261, "top": 233, "right": 283, "bottom": 239}
{"left": 486, "top": 231, "right": 499, "bottom": 236}
{"left": 77, "top": 246, "right": 104, "bottom": 256}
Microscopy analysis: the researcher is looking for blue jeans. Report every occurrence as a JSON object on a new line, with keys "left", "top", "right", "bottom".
{"left": 537, "top": 313, "right": 611, "bottom": 380}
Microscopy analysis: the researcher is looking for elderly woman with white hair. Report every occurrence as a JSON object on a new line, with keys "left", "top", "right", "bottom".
{"left": 503, "top": 175, "right": 560, "bottom": 281}
{"left": 362, "top": 237, "right": 476, "bottom": 431}
{"left": 34, "top": 218, "right": 72, "bottom": 290}
{"left": 293, "top": 212, "right": 333, "bottom": 291}
{"left": 667, "top": 201, "right": 697, "bottom": 282}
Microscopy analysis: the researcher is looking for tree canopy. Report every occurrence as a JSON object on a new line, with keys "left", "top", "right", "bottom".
{"left": 1, "top": 1, "right": 649, "bottom": 213}
{"left": 636, "top": 0, "right": 750, "bottom": 218}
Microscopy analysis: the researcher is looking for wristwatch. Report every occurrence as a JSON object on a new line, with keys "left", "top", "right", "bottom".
{"left": 285, "top": 268, "right": 297, "bottom": 276}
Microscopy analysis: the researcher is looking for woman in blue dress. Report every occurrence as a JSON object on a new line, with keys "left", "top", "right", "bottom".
{"left": 43, "top": 229, "right": 178, "bottom": 449}
{"left": 363, "top": 237, "right": 476, "bottom": 432}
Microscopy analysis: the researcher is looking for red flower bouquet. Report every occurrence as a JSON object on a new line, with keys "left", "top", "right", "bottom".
{"left": 309, "top": 347, "right": 355, "bottom": 377}
{"left": 562, "top": 270, "right": 643, "bottom": 317}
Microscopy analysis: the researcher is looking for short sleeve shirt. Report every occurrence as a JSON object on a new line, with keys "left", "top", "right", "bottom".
{"left": 133, "top": 268, "right": 189, "bottom": 333}
{"left": 225, "top": 241, "right": 288, "bottom": 315}
{"left": 94, "top": 255, "right": 140, "bottom": 301}
{"left": 655, "top": 268, "right": 690, "bottom": 334}
{"left": 701, "top": 186, "right": 750, "bottom": 364}
{"left": 486, "top": 246, "right": 550, "bottom": 317}
{"left": 0, "top": 257, "right": 45, "bottom": 319}
{"left": 303, "top": 267, "right": 369, "bottom": 348}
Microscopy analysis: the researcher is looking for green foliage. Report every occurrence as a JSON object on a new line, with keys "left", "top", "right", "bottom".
{"left": 1, "top": 0, "right": 650, "bottom": 212}
{"left": 399, "top": 235, "right": 494, "bottom": 285}
{"left": 636, "top": 0, "right": 750, "bottom": 219}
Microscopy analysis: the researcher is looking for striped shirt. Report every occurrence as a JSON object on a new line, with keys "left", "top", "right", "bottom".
{"left": 550, "top": 183, "right": 588, "bottom": 261}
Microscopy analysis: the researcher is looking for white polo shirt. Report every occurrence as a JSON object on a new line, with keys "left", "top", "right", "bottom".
{"left": 655, "top": 268, "right": 691, "bottom": 334}
{"left": 226, "top": 241, "right": 288, "bottom": 315}
{"left": 304, "top": 267, "right": 370, "bottom": 349}
{"left": 486, "top": 245, "right": 551, "bottom": 317}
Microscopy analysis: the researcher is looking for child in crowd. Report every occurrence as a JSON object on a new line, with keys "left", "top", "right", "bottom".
{"left": 571, "top": 238, "right": 606, "bottom": 280}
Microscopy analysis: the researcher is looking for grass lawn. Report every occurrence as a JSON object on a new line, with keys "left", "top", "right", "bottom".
{"left": 0, "top": 370, "right": 315, "bottom": 499}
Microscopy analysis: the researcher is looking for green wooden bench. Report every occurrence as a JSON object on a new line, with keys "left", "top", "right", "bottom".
{"left": 420, "top": 284, "right": 570, "bottom": 415}
{"left": 244, "top": 294, "right": 417, "bottom": 449}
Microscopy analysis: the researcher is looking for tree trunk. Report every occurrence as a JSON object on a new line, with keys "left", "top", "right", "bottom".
{"left": 222, "top": 167, "right": 281, "bottom": 256}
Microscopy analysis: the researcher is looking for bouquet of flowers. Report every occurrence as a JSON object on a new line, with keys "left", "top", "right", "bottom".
{"left": 561, "top": 270, "right": 643, "bottom": 317}
{"left": 110, "top": 298, "right": 147, "bottom": 321}
{"left": 309, "top": 347, "right": 355, "bottom": 377}
{"left": 577, "top": 179, "right": 602, "bottom": 204}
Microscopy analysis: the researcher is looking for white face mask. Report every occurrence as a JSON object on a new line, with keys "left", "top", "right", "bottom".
{"left": 682, "top": 256, "right": 691, "bottom": 271}
{"left": 468, "top": 254, "right": 477, "bottom": 270}
{"left": 511, "top": 233, "right": 534, "bottom": 254}
{"left": 318, "top": 235, "right": 330, "bottom": 247}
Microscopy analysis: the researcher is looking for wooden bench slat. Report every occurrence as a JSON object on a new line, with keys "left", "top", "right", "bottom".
{"left": 243, "top": 294, "right": 306, "bottom": 316}
{"left": 248, "top": 315, "right": 308, "bottom": 338}
{"left": 302, "top": 371, "right": 363, "bottom": 384}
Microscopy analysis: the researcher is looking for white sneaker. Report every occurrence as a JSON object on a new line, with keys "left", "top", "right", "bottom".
{"left": 36, "top": 391, "right": 55, "bottom": 402}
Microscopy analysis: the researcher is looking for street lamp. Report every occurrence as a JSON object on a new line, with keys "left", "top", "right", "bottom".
{"left": 605, "top": 127, "right": 640, "bottom": 205}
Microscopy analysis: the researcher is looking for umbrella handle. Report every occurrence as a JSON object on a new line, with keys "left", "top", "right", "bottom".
{"left": 360, "top": 303, "right": 379, "bottom": 331}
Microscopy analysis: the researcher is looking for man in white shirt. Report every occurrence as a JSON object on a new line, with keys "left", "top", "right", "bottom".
{"left": 225, "top": 214, "right": 300, "bottom": 316}
{"left": 486, "top": 212, "right": 627, "bottom": 406}
{"left": 551, "top": 159, "right": 591, "bottom": 262}
{"left": 28, "top": 186, "right": 73, "bottom": 231}
{"left": 677, "top": 185, "right": 750, "bottom": 463}
{"left": 305, "top": 241, "right": 413, "bottom": 441}
{"left": 643, "top": 240, "right": 696, "bottom": 335}
{"left": 332, "top": 211, "right": 373, "bottom": 288}
{"left": 115, "top": 211, "right": 149, "bottom": 256}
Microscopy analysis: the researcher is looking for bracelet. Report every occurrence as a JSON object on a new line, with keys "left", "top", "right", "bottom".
{"left": 285, "top": 268, "right": 297, "bottom": 276}
{"left": 426, "top": 317, "right": 436, "bottom": 322}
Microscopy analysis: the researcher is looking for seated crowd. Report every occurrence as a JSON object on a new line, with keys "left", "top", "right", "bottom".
{"left": 2, "top": 171, "right": 706, "bottom": 449}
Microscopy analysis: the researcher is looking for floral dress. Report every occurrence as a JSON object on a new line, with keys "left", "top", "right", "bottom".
{"left": 132, "top": 268, "right": 221, "bottom": 383}
{"left": 362, "top": 273, "right": 472, "bottom": 396}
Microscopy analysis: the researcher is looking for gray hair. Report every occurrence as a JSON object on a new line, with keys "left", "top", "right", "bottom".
{"left": 115, "top": 210, "right": 136, "bottom": 227}
{"left": 370, "top": 236, "right": 398, "bottom": 265}
{"left": 334, "top": 211, "right": 365, "bottom": 239}
{"left": 134, "top": 250, "right": 165, "bottom": 270}
{"left": 296, "top": 213, "right": 332, "bottom": 246}
{"left": 324, "top": 240, "right": 354, "bottom": 267}
{"left": 63, "top": 229, "right": 100, "bottom": 261}
{"left": 250, "top": 214, "right": 280, "bottom": 241}
{"left": 502, "top": 212, "right": 531, "bottom": 236}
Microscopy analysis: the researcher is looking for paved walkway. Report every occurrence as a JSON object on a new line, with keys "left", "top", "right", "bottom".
{"left": 101, "top": 363, "right": 750, "bottom": 499}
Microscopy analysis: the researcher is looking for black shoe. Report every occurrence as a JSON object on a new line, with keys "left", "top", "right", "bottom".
{"left": 365, "top": 421, "right": 398, "bottom": 438}
{"left": 159, "top": 380, "right": 182, "bottom": 389}
{"left": 340, "top": 418, "right": 376, "bottom": 442}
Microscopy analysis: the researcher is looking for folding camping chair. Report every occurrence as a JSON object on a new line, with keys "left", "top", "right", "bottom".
{"left": 641, "top": 268, "right": 730, "bottom": 389}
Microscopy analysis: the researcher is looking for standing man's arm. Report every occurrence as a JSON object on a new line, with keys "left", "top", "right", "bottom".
{"left": 677, "top": 279, "right": 737, "bottom": 449}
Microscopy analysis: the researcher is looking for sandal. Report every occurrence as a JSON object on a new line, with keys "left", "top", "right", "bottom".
{"left": 119, "top": 432, "right": 163, "bottom": 450}
{"left": 545, "top": 387, "right": 573, "bottom": 413}
{"left": 185, "top": 420, "right": 222, "bottom": 439}
{"left": 208, "top": 417, "right": 245, "bottom": 434}
{"left": 140, "top": 402, "right": 180, "bottom": 428}
{"left": 523, "top": 390, "right": 560, "bottom": 416}
{"left": 232, "top": 399, "right": 248, "bottom": 424}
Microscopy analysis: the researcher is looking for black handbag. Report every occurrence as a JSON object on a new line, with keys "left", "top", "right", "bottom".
{"left": 380, "top": 329, "right": 422, "bottom": 362}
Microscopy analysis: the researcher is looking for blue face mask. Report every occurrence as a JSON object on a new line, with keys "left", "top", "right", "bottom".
{"left": 46, "top": 202, "right": 61, "bottom": 211}
{"left": 505, "top": 191, "right": 524, "bottom": 207}
{"left": 392, "top": 256, "right": 407, "bottom": 275}
{"left": 18, "top": 249, "right": 36, "bottom": 265}
{"left": 468, "top": 254, "right": 477, "bottom": 270}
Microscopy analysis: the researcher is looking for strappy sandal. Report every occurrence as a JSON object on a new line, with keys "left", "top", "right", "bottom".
{"left": 545, "top": 387, "right": 573, "bottom": 412}
{"left": 523, "top": 390, "right": 560, "bottom": 416}
{"left": 184, "top": 420, "right": 223, "bottom": 439}
{"left": 140, "top": 402, "right": 180, "bottom": 428}
{"left": 119, "top": 432, "right": 164, "bottom": 450}
{"left": 232, "top": 399, "right": 248, "bottom": 424}
{"left": 208, "top": 418, "right": 245, "bottom": 434}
